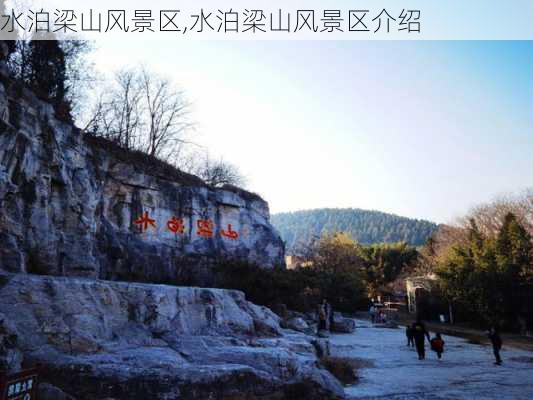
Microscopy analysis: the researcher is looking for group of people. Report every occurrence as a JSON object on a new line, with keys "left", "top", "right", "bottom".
{"left": 405, "top": 319, "right": 504, "bottom": 365}
{"left": 369, "top": 304, "right": 387, "bottom": 324}
{"left": 406, "top": 319, "right": 444, "bottom": 360}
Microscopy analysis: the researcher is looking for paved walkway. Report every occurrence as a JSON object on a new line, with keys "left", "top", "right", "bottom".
{"left": 392, "top": 312, "right": 533, "bottom": 352}
{"left": 330, "top": 320, "right": 533, "bottom": 400}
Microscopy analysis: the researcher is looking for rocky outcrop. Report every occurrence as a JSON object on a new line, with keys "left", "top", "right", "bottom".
{"left": 331, "top": 313, "right": 356, "bottom": 334}
{"left": 0, "top": 63, "right": 345, "bottom": 400}
{"left": 285, "top": 317, "right": 310, "bottom": 333}
{"left": 0, "top": 273, "right": 344, "bottom": 399}
{"left": 0, "top": 75, "right": 284, "bottom": 283}
{"left": 0, "top": 310, "right": 23, "bottom": 374}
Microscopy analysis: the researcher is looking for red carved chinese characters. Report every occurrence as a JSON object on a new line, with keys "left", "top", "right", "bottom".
{"left": 167, "top": 216, "right": 185, "bottom": 234}
{"left": 197, "top": 219, "right": 214, "bottom": 238}
{"left": 134, "top": 211, "right": 156, "bottom": 231}
{"left": 221, "top": 224, "right": 239, "bottom": 240}
{"left": 133, "top": 212, "right": 243, "bottom": 240}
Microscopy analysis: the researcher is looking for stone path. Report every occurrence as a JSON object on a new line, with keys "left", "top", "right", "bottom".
{"left": 330, "top": 320, "right": 533, "bottom": 400}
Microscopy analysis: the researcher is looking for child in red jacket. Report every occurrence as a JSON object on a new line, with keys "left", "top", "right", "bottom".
{"left": 430, "top": 333, "right": 445, "bottom": 359}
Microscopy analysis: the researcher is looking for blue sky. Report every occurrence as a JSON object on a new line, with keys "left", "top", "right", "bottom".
{"left": 89, "top": 40, "right": 533, "bottom": 224}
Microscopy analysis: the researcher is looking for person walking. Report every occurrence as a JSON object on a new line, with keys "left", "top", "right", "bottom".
{"left": 378, "top": 310, "right": 387, "bottom": 324}
{"left": 412, "top": 319, "right": 430, "bottom": 360}
{"left": 369, "top": 304, "right": 376, "bottom": 324}
{"left": 326, "top": 300, "right": 335, "bottom": 332}
{"left": 406, "top": 325, "right": 415, "bottom": 347}
{"left": 488, "top": 325, "right": 503, "bottom": 365}
{"left": 317, "top": 300, "right": 328, "bottom": 335}
{"left": 430, "top": 333, "right": 445, "bottom": 359}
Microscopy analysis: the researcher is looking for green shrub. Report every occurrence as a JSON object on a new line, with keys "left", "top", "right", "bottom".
{"left": 213, "top": 260, "right": 368, "bottom": 314}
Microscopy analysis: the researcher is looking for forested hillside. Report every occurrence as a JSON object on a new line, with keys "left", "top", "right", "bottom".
{"left": 271, "top": 208, "right": 438, "bottom": 252}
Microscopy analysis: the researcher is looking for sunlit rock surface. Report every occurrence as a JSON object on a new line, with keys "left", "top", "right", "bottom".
{"left": 0, "top": 77, "right": 285, "bottom": 283}
{"left": 0, "top": 273, "right": 344, "bottom": 399}
{"left": 0, "top": 65, "right": 335, "bottom": 400}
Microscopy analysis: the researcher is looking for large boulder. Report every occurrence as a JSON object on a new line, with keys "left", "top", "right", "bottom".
{"left": 0, "top": 273, "right": 345, "bottom": 399}
{"left": 331, "top": 313, "right": 356, "bottom": 334}
{"left": 285, "top": 317, "right": 310, "bottom": 333}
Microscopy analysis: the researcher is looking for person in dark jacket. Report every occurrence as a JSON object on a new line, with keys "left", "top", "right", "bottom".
{"left": 326, "top": 301, "right": 334, "bottom": 331}
{"left": 430, "top": 333, "right": 445, "bottom": 359}
{"left": 406, "top": 325, "right": 415, "bottom": 347}
{"left": 317, "top": 300, "right": 328, "bottom": 335}
{"left": 412, "top": 319, "right": 430, "bottom": 360}
{"left": 488, "top": 326, "right": 503, "bottom": 365}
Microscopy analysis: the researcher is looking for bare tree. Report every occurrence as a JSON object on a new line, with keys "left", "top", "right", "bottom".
{"left": 85, "top": 67, "right": 247, "bottom": 189}
{"left": 61, "top": 40, "right": 95, "bottom": 121}
{"left": 139, "top": 67, "right": 192, "bottom": 159}
{"left": 189, "top": 152, "right": 246, "bottom": 188}
{"left": 86, "top": 66, "right": 193, "bottom": 162}
{"left": 85, "top": 69, "right": 144, "bottom": 148}
{"left": 421, "top": 188, "right": 533, "bottom": 274}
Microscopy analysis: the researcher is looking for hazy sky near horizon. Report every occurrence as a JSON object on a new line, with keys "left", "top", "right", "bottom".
{"left": 89, "top": 40, "right": 533, "bottom": 224}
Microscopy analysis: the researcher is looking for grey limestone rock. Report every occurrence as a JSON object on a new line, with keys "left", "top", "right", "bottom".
{"left": 331, "top": 313, "right": 356, "bottom": 334}
{"left": 0, "top": 273, "right": 345, "bottom": 399}
{"left": 0, "top": 79, "right": 285, "bottom": 284}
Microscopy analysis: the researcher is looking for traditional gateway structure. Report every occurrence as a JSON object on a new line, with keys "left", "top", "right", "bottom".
{"left": 406, "top": 274, "right": 452, "bottom": 323}
{"left": 405, "top": 274, "right": 436, "bottom": 315}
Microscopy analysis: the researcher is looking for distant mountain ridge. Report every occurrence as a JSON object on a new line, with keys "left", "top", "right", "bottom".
{"left": 271, "top": 208, "right": 438, "bottom": 252}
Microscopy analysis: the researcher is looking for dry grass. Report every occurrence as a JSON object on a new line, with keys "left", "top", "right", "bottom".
{"left": 320, "top": 357, "right": 373, "bottom": 385}
{"left": 85, "top": 135, "right": 264, "bottom": 204}
{"left": 86, "top": 134, "right": 206, "bottom": 186}
{"left": 466, "top": 336, "right": 484, "bottom": 345}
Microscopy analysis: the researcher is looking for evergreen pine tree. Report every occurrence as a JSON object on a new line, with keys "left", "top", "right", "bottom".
{"left": 27, "top": 34, "right": 71, "bottom": 119}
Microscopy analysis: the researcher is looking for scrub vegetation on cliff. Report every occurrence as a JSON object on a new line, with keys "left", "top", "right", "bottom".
{"left": 3, "top": 33, "right": 249, "bottom": 194}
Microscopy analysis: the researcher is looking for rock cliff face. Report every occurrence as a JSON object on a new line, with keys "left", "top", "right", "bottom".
{"left": 0, "top": 273, "right": 344, "bottom": 399}
{"left": 0, "top": 75, "right": 284, "bottom": 283}
{"left": 0, "top": 66, "right": 345, "bottom": 400}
